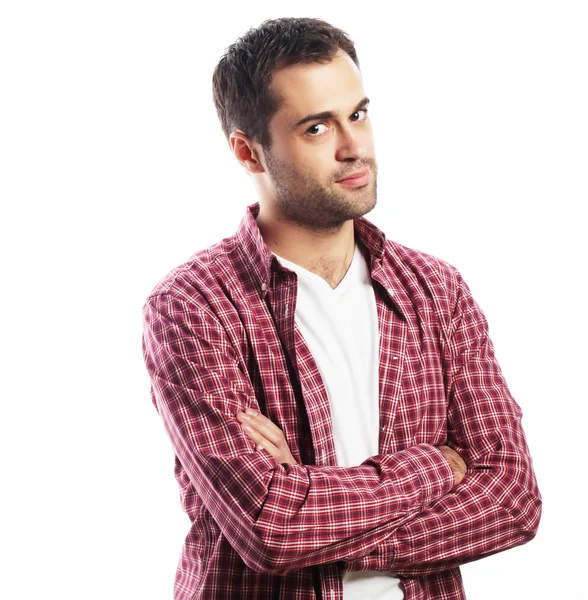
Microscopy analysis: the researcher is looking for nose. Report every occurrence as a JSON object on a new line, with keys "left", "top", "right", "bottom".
{"left": 335, "top": 124, "right": 367, "bottom": 162}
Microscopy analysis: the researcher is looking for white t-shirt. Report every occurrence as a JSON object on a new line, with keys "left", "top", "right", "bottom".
{"left": 273, "top": 241, "right": 404, "bottom": 600}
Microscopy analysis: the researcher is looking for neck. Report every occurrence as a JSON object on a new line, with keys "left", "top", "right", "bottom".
{"left": 256, "top": 206, "right": 356, "bottom": 289}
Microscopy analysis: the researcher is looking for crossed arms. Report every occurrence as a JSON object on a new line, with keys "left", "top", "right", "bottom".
{"left": 142, "top": 273, "right": 541, "bottom": 576}
{"left": 237, "top": 408, "right": 466, "bottom": 488}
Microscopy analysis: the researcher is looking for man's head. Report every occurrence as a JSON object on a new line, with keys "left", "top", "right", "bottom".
{"left": 212, "top": 17, "right": 377, "bottom": 231}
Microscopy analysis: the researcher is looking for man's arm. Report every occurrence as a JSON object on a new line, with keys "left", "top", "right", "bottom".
{"left": 142, "top": 290, "right": 456, "bottom": 575}
{"left": 343, "top": 270, "right": 542, "bottom": 576}
{"left": 239, "top": 270, "right": 541, "bottom": 577}
{"left": 238, "top": 408, "right": 466, "bottom": 489}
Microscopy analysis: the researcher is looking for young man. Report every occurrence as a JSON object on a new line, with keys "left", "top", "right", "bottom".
{"left": 142, "top": 17, "right": 541, "bottom": 600}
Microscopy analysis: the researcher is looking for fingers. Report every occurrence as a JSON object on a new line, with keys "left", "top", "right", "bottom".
{"left": 240, "top": 421, "right": 281, "bottom": 456}
{"left": 236, "top": 409, "right": 285, "bottom": 448}
{"left": 235, "top": 408, "right": 297, "bottom": 465}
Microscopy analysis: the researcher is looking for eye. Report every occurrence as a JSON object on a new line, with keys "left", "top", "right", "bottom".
{"left": 351, "top": 109, "right": 368, "bottom": 122}
{"left": 306, "top": 123, "right": 329, "bottom": 136}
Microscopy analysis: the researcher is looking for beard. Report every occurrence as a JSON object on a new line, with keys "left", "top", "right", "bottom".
{"left": 263, "top": 149, "right": 378, "bottom": 233}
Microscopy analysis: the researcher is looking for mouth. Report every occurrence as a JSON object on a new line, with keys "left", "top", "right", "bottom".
{"left": 336, "top": 169, "right": 370, "bottom": 187}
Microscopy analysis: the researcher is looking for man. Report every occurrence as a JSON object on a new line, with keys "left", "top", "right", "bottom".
{"left": 142, "top": 17, "right": 541, "bottom": 600}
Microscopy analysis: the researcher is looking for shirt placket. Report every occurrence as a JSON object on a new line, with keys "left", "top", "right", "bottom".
{"left": 268, "top": 268, "right": 345, "bottom": 599}
{"left": 368, "top": 262, "right": 410, "bottom": 454}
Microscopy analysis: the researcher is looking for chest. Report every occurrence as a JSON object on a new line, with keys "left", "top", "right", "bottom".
{"left": 232, "top": 277, "right": 449, "bottom": 466}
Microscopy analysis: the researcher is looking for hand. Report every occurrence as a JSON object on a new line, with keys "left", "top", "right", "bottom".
{"left": 236, "top": 408, "right": 298, "bottom": 465}
{"left": 436, "top": 445, "right": 467, "bottom": 487}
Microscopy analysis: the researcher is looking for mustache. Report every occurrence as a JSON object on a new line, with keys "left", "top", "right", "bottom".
{"left": 334, "top": 159, "right": 377, "bottom": 181}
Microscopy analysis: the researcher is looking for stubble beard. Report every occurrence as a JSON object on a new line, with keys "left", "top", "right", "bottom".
{"left": 263, "top": 149, "right": 378, "bottom": 233}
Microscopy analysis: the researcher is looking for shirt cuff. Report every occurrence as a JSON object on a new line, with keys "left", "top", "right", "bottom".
{"left": 399, "top": 443, "right": 455, "bottom": 508}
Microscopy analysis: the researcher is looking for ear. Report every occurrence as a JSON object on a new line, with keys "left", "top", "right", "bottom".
{"left": 229, "top": 130, "right": 265, "bottom": 175}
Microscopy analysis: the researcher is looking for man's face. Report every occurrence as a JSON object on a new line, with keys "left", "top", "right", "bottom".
{"left": 261, "top": 50, "right": 378, "bottom": 232}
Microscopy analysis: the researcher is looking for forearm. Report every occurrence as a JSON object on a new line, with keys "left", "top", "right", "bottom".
{"left": 143, "top": 291, "right": 459, "bottom": 574}
{"left": 345, "top": 425, "right": 542, "bottom": 576}
{"left": 154, "top": 375, "right": 455, "bottom": 574}
{"left": 342, "top": 267, "right": 542, "bottom": 576}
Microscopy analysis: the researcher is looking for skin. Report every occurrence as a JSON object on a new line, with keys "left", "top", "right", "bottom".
{"left": 230, "top": 49, "right": 378, "bottom": 289}
{"left": 231, "top": 49, "right": 467, "bottom": 486}
{"left": 236, "top": 408, "right": 298, "bottom": 466}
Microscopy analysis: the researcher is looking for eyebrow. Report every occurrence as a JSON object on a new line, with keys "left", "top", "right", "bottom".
{"left": 292, "top": 96, "right": 371, "bottom": 130}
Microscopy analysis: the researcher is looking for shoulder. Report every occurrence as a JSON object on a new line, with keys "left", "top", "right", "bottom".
{"left": 144, "top": 233, "right": 241, "bottom": 309}
{"left": 380, "top": 239, "right": 487, "bottom": 350}
{"left": 383, "top": 239, "right": 464, "bottom": 304}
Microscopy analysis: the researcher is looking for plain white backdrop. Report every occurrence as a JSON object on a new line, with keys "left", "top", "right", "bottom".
{"left": 1, "top": 1, "right": 586, "bottom": 598}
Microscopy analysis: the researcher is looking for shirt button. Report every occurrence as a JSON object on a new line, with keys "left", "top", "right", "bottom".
{"left": 261, "top": 282, "right": 267, "bottom": 292}
{"left": 393, "top": 356, "right": 398, "bottom": 361}
{"left": 387, "top": 287, "right": 394, "bottom": 296}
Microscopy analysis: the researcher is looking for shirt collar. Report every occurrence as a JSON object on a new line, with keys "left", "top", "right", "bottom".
{"left": 235, "top": 202, "right": 387, "bottom": 298}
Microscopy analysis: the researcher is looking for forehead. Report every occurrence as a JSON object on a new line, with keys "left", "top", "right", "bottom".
{"left": 270, "top": 50, "right": 365, "bottom": 128}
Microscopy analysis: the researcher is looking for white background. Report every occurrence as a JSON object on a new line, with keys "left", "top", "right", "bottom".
{"left": 1, "top": 1, "right": 586, "bottom": 598}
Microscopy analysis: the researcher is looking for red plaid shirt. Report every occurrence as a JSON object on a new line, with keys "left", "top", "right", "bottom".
{"left": 142, "top": 202, "right": 541, "bottom": 599}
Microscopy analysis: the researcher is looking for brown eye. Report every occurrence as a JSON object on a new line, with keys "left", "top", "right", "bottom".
{"left": 306, "top": 123, "right": 328, "bottom": 136}
{"left": 351, "top": 109, "right": 368, "bottom": 122}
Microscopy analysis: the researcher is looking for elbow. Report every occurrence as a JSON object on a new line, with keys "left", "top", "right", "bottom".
{"left": 221, "top": 462, "right": 316, "bottom": 574}
{"left": 489, "top": 441, "right": 543, "bottom": 544}
{"left": 519, "top": 490, "right": 542, "bottom": 541}
{"left": 506, "top": 476, "right": 543, "bottom": 546}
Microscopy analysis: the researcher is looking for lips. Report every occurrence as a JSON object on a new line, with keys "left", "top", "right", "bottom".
{"left": 336, "top": 168, "right": 370, "bottom": 188}
{"left": 336, "top": 169, "right": 369, "bottom": 183}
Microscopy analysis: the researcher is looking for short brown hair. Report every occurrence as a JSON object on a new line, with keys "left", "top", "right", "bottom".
{"left": 212, "top": 17, "right": 359, "bottom": 149}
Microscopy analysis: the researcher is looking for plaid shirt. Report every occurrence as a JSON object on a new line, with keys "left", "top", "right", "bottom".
{"left": 142, "top": 202, "right": 541, "bottom": 600}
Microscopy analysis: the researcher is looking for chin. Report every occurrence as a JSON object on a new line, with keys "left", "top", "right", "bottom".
{"left": 356, "top": 192, "right": 377, "bottom": 216}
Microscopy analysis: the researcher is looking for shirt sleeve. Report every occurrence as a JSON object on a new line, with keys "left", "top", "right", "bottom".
{"left": 344, "top": 269, "right": 542, "bottom": 576}
{"left": 142, "top": 289, "right": 455, "bottom": 575}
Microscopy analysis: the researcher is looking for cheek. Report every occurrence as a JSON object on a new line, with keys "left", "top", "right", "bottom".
{"left": 362, "top": 123, "right": 376, "bottom": 150}
{"left": 289, "top": 148, "right": 330, "bottom": 179}
{"left": 307, "top": 142, "right": 339, "bottom": 171}
{"left": 273, "top": 136, "right": 336, "bottom": 184}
